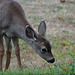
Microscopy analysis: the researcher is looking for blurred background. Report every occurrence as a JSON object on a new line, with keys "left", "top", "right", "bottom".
{"left": 3, "top": 0, "right": 75, "bottom": 72}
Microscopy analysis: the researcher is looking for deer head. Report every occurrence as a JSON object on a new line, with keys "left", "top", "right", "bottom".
{"left": 25, "top": 21, "right": 55, "bottom": 63}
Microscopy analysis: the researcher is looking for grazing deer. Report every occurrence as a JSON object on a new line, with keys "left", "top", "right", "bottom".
{"left": 0, "top": 0, "right": 55, "bottom": 71}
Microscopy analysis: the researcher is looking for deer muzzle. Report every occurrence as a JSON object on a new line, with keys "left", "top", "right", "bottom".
{"left": 47, "top": 58, "right": 55, "bottom": 63}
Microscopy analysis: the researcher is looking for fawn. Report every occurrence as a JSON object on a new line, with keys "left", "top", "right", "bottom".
{"left": 0, "top": 0, "right": 55, "bottom": 71}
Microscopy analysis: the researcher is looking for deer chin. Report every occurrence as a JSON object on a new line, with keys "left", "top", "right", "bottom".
{"left": 47, "top": 58, "right": 55, "bottom": 63}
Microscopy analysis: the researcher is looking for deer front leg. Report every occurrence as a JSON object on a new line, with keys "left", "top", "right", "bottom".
{"left": 12, "top": 38, "right": 22, "bottom": 69}
{"left": 0, "top": 36, "right": 4, "bottom": 71}
{"left": 4, "top": 36, "right": 12, "bottom": 70}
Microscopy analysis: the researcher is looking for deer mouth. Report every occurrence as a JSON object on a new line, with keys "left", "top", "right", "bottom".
{"left": 47, "top": 58, "right": 55, "bottom": 63}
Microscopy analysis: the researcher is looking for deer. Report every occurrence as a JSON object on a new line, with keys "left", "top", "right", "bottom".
{"left": 60, "top": 0, "right": 66, "bottom": 3}
{"left": 0, "top": 0, "right": 55, "bottom": 71}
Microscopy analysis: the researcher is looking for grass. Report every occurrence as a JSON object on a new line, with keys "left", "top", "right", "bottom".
{"left": 0, "top": 61, "right": 75, "bottom": 75}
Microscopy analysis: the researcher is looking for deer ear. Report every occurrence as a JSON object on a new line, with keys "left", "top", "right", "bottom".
{"left": 25, "top": 25, "right": 35, "bottom": 40}
{"left": 38, "top": 21, "right": 46, "bottom": 37}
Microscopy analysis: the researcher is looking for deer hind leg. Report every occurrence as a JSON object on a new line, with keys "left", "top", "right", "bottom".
{"left": 12, "top": 38, "right": 22, "bottom": 69}
{"left": 4, "top": 36, "right": 12, "bottom": 70}
{"left": 0, "top": 36, "right": 4, "bottom": 71}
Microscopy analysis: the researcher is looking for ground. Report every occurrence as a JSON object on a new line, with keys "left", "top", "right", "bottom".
{"left": 3, "top": 0, "right": 75, "bottom": 71}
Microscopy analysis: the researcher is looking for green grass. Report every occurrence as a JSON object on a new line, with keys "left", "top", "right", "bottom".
{"left": 0, "top": 61, "right": 75, "bottom": 75}
{"left": 19, "top": 40, "right": 29, "bottom": 50}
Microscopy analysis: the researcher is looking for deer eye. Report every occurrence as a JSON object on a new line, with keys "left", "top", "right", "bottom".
{"left": 41, "top": 48, "right": 47, "bottom": 53}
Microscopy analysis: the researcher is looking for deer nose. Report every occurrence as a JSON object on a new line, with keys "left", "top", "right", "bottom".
{"left": 47, "top": 58, "right": 55, "bottom": 63}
